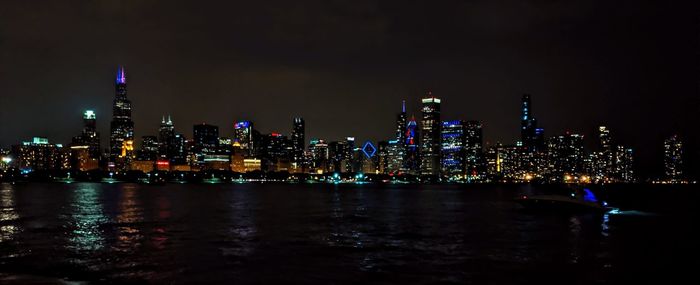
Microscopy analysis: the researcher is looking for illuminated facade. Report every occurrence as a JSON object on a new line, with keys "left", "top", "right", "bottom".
{"left": 292, "top": 118, "right": 305, "bottom": 165}
{"left": 520, "top": 94, "right": 542, "bottom": 152}
{"left": 402, "top": 117, "right": 420, "bottom": 175}
{"left": 388, "top": 100, "right": 407, "bottom": 174}
{"left": 158, "top": 115, "right": 175, "bottom": 158}
{"left": 137, "top": 136, "right": 159, "bottom": 161}
{"left": 420, "top": 94, "right": 441, "bottom": 177}
{"left": 109, "top": 66, "right": 135, "bottom": 170}
{"left": 613, "top": 145, "right": 635, "bottom": 183}
{"left": 440, "top": 120, "right": 466, "bottom": 179}
{"left": 546, "top": 133, "right": 585, "bottom": 181}
{"left": 664, "top": 135, "right": 683, "bottom": 181}
{"left": 193, "top": 123, "right": 219, "bottom": 157}
{"left": 71, "top": 110, "right": 100, "bottom": 160}
{"left": 308, "top": 139, "right": 329, "bottom": 172}
{"left": 261, "top": 132, "right": 289, "bottom": 171}
{"left": 12, "top": 137, "right": 70, "bottom": 172}
{"left": 233, "top": 121, "right": 254, "bottom": 156}
{"left": 464, "top": 121, "right": 484, "bottom": 180}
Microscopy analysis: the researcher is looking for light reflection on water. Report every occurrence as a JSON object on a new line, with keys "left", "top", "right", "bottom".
{"left": 68, "top": 183, "right": 108, "bottom": 252}
{"left": 0, "top": 183, "right": 19, "bottom": 243}
{"left": 0, "top": 183, "right": 693, "bottom": 284}
{"left": 114, "top": 184, "right": 143, "bottom": 252}
{"left": 222, "top": 188, "right": 257, "bottom": 257}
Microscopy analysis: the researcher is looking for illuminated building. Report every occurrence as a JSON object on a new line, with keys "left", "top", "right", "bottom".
{"left": 520, "top": 94, "right": 541, "bottom": 152}
{"left": 402, "top": 117, "right": 420, "bottom": 175}
{"left": 109, "top": 66, "right": 135, "bottom": 170}
{"left": 155, "top": 160, "right": 170, "bottom": 171}
{"left": 261, "top": 132, "right": 290, "bottom": 171}
{"left": 292, "top": 118, "right": 305, "bottom": 165}
{"left": 202, "top": 154, "right": 231, "bottom": 171}
{"left": 158, "top": 115, "right": 175, "bottom": 158}
{"left": 243, "top": 158, "right": 262, "bottom": 172}
{"left": 613, "top": 145, "right": 635, "bottom": 183}
{"left": 388, "top": 100, "right": 407, "bottom": 173}
{"left": 170, "top": 134, "right": 188, "bottom": 165}
{"left": 598, "top": 126, "right": 613, "bottom": 179}
{"left": 12, "top": 137, "right": 70, "bottom": 172}
{"left": 386, "top": 139, "right": 403, "bottom": 174}
{"left": 193, "top": 123, "right": 219, "bottom": 158}
{"left": 69, "top": 145, "right": 99, "bottom": 171}
{"left": 377, "top": 140, "right": 388, "bottom": 174}
{"left": 137, "top": 136, "right": 159, "bottom": 161}
{"left": 230, "top": 144, "right": 246, "bottom": 173}
{"left": 360, "top": 141, "right": 377, "bottom": 174}
{"left": 464, "top": 121, "right": 484, "bottom": 180}
{"left": 664, "top": 135, "right": 683, "bottom": 181}
{"left": 420, "top": 94, "right": 441, "bottom": 177}
{"left": 233, "top": 121, "right": 254, "bottom": 156}
{"left": 218, "top": 137, "right": 233, "bottom": 154}
{"left": 129, "top": 160, "right": 155, "bottom": 173}
{"left": 547, "top": 133, "right": 585, "bottom": 181}
{"left": 71, "top": 110, "right": 100, "bottom": 160}
{"left": 440, "top": 120, "right": 466, "bottom": 179}
{"left": 308, "top": 139, "right": 329, "bottom": 172}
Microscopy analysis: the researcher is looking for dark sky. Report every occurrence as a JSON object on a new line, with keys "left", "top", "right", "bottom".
{"left": 1, "top": 0, "right": 698, "bottom": 178}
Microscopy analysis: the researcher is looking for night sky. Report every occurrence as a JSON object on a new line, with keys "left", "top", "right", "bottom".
{"left": 1, "top": 0, "right": 698, "bottom": 178}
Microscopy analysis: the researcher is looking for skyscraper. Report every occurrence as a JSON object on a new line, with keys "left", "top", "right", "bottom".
{"left": 520, "top": 94, "right": 540, "bottom": 152}
{"left": 292, "top": 118, "right": 305, "bottom": 164}
{"left": 547, "top": 133, "right": 585, "bottom": 181}
{"left": 403, "top": 116, "right": 420, "bottom": 175}
{"left": 464, "top": 120, "right": 483, "bottom": 179}
{"left": 420, "top": 94, "right": 441, "bottom": 177}
{"left": 441, "top": 120, "right": 466, "bottom": 179}
{"left": 109, "top": 66, "right": 135, "bottom": 170}
{"left": 664, "top": 135, "right": 683, "bottom": 181}
{"left": 72, "top": 110, "right": 100, "bottom": 159}
{"left": 159, "top": 115, "right": 175, "bottom": 158}
{"left": 388, "top": 100, "right": 407, "bottom": 174}
{"left": 193, "top": 123, "right": 219, "bottom": 157}
{"left": 234, "top": 121, "right": 254, "bottom": 156}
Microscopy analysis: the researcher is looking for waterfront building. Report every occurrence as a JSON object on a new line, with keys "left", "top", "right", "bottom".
{"left": 664, "top": 135, "right": 683, "bottom": 181}
{"left": 420, "top": 94, "right": 441, "bottom": 177}
{"left": 109, "top": 66, "right": 135, "bottom": 170}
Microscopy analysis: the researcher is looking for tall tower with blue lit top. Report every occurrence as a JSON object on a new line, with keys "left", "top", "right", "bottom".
{"left": 109, "top": 65, "right": 135, "bottom": 169}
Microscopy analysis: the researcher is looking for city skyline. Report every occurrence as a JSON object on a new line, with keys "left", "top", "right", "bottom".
{"left": 1, "top": 1, "right": 698, "bottom": 178}
{"left": 0, "top": 66, "right": 693, "bottom": 182}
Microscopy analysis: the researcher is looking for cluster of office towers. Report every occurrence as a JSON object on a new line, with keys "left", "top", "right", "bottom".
{"left": 0, "top": 67, "right": 688, "bottom": 183}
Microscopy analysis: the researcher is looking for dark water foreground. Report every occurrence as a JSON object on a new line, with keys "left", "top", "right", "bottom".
{"left": 0, "top": 183, "right": 698, "bottom": 284}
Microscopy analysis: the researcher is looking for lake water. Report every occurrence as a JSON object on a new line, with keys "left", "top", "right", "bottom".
{"left": 0, "top": 183, "right": 698, "bottom": 284}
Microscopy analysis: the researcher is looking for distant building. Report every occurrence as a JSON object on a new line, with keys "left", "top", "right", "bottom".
{"left": 69, "top": 145, "right": 99, "bottom": 171}
{"left": 664, "top": 135, "right": 683, "bottom": 181}
{"left": 158, "top": 116, "right": 175, "bottom": 158}
{"left": 138, "top": 135, "right": 159, "bottom": 161}
{"left": 292, "top": 118, "right": 305, "bottom": 165}
{"left": 441, "top": 120, "right": 466, "bottom": 179}
{"left": 233, "top": 121, "right": 254, "bottom": 156}
{"left": 613, "top": 145, "right": 635, "bottom": 183}
{"left": 547, "top": 133, "right": 585, "bottom": 181}
{"left": 71, "top": 110, "right": 101, "bottom": 160}
{"left": 389, "top": 100, "right": 407, "bottom": 174}
{"left": 521, "top": 94, "right": 542, "bottom": 152}
{"left": 109, "top": 66, "right": 135, "bottom": 170}
{"left": 464, "top": 121, "right": 484, "bottom": 180}
{"left": 12, "top": 137, "right": 70, "bottom": 172}
{"left": 193, "top": 123, "right": 219, "bottom": 158}
{"left": 420, "top": 94, "right": 441, "bottom": 177}
{"left": 308, "top": 139, "right": 329, "bottom": 172}
{"left": 403, "top": 117, "right": 420, "bottom": 175}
